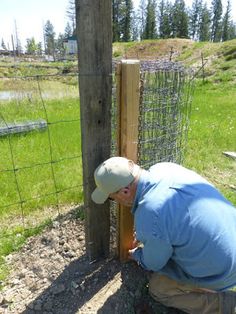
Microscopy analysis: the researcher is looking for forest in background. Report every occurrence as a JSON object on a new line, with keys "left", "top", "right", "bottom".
{"left": 0, "top": 0, "right": 235, "bottom": 58}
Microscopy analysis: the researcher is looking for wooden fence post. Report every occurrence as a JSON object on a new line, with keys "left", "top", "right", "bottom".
{"left": 116, "top": 60, "right": 140, "bottom": 261}
{"left": 76, "top": 0, "right": 112, "bottom": 261}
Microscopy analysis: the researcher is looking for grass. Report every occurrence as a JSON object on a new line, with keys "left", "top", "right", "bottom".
{"left": 0, "top": 58, "right": 78, "bottom": 77}
{"left": 0, "top": 79, "right": 83, "bottom": 281}
{"left": 0, "top": 39, "right": 236, "bottom": 282}
{"left": 0, "top": 97, "right": 83, "bottom": 213}
{"left": 184, "top": 81, "right": 236, "bottom": 205}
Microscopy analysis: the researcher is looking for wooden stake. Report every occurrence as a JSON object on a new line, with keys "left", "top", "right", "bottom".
{"left": 117, "top": 60, "right": 140, "bottom": 261}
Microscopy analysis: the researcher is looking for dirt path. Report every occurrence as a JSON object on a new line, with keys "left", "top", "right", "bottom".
{"left": 0, "top": 208, "right": 182, "bottom": 314}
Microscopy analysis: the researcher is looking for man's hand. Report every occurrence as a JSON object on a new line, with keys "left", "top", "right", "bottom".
{"left": 128, "top": 231, "right": 138, "bottom": 260}
{"left": 131, "top": 231, "right": 139, "bottom": 249}
{"left": 128, "top": 247, "right": 138, "bottom": 260}
{"left": 128, "top": 231, "right": 142, "bottom": 261}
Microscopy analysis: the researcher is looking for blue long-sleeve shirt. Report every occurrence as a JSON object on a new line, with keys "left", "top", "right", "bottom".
{"left": 131, "top": 162, "right": 236, "bottom": 291}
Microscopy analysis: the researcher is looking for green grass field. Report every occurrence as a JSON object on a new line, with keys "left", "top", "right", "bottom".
{"left": 184, "top": 81, "right": 236, "bottom": 205}
{"left": 0, "top": 90, "right": 83, "bottom": 214}
{"left": 0, "top": 81, "right": 83, "bottom": 280}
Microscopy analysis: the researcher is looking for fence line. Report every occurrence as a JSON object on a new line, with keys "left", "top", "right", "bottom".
{"left": 0, "top": 62, "right": 193, "bottom": 258}
{"left": 0, "top": 72, "right": 83, "bottom": 236}
{"left": 0, "top": 110, "right": 26, "bottom": 225}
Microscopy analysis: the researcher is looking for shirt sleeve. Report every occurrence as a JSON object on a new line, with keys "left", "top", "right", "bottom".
{"left": 131, "top": 236, "right": 173, "bottom": 271}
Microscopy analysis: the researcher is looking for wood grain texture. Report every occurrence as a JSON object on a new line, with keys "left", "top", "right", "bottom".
{"left": 76, "top": 0, "right": 112, "bottom": 261}
{"left": 117, "top": 60, "right": 140, "bottom": 261}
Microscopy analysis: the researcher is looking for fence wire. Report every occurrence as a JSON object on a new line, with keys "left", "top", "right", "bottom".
{"left": 109, "top": 61, "right": 193, "bottom": 255}
{"left": 0, "top": 60, "right": 193, "bottom": 258}
{"left": 138, "top": 61, "right": 193, "bottom": 168}
{"left": 0, "top": 73, "right": 83, "bottom": 239}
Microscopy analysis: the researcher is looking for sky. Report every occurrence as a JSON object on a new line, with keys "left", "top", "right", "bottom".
{"left": 0, "top": 0, "right": 69, "bottom": 49}
{"left": 0, "top": 0, "right": 235, "bottom": 50}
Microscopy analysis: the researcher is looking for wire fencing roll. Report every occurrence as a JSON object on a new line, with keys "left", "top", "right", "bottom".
{"left": 111, "top": 60, "right": 193, "bottom": 167}
{"left": 138, "top": 61, "right": 193, "bottom": 168}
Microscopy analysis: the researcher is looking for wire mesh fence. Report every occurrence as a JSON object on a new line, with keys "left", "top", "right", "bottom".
{"left": 0, "top": 72, "right": 83, "bottom": 248}
{"left": 138, "top": 61, "right": 193, "bottom": 168}
{"left": 109, "top": 60, "right": 193, "bottom": 256}
{"left": 0, "top": 60, "right": 193, "bottom": 259}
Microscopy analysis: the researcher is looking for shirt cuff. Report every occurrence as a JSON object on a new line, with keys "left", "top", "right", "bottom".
{"left": 131, "top": 246, "right": 142, "bottom": 263}
{"left": 130, "top": 247, "right": 149, "bottom": 270}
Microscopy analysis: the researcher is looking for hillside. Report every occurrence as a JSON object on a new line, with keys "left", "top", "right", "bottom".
{"left": 113, "top": 38, "right": 236, "bottom": 83}
{"left": 0, "top": 38, "right": 235, "bottom": 84}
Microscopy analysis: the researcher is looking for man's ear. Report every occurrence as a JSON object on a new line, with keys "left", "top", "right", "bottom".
{"left": 120, "top": 186, "right": 130, "bottom": 195}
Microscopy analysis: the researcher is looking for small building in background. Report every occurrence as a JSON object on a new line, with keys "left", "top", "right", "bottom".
{"left": 64, "top": 35, "right": 77, "bottom": 55}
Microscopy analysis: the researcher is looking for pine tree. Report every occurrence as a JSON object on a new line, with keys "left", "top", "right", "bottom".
{"left": 228, "top": 21, "right": 236, "bottom": 39}
{"left": 211, "top": 0, "right": 223, "bottom": 42}
{"left": 1, "top": 39, "right": 7, "bottom": 50}
{"left": 122, "top": 0, "right": 133, "bottom": 42}
{"left": 112, "top": 0, "right": 133, "bottom": 42}
{"left": 159, "top": 0, "right": 165, "bottom": 38}
{"left": 131, "top": 10, "right": 140, "bottom": 41}
{"left": 57, "top": 33, "right": 66, "bottom": 57}
{"left": 64, "top": 22, "right": 73, "bottom": 38}
{"left": 25, "top": 37, "right": 38, "bottom": 55}
{"left": 199, "top": 2, "right": 211, "bottom": 41}
{"left": 222, "top": 0, "right": 231, "bottom": 41}
{"left": 143, "top": 0, "right": 157, "bottom": 39}
{"left": 66, "top": 0, "right": 76, "bottom": 34}
{"left": 139, "top": 0, "right": 147, "bottom": 40}
{"left": 159, "top": 0, "right": 172, "bottom": 39}
{"left": 189, "top": 0, "right": 203, "bottom": 40}
{"left": 113, "top": 0, "right": 122, "bottom": 42}
{"left": 44, "top": 20, "right": 56, "bottom": 59}
{"left": 172, "top": 0, "right": 189, "bottom": 38}
{"left": 37, "top": 42, "right": 43, "bottom": 56}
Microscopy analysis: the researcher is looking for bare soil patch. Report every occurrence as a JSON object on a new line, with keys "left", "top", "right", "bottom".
{"left": 0, "top": 208, "right": 183, "bottom": 314}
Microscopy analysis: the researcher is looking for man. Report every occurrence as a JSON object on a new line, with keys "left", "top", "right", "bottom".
{"left": 91, "top": 156, "right": 236, "bottom": 314}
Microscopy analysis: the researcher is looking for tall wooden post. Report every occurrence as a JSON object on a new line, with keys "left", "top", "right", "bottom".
{"left": 117, "top": 60, "right": 140, "bottom": 261}
{"left": 76, "top": 0, "right": 112, "bottom": 261}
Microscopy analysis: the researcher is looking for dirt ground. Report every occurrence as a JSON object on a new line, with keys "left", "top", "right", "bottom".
{"left": 0, "top": 207, "right": 184, "bottom": 314}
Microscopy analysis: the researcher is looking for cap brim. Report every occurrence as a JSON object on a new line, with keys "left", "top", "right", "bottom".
{"left": 91, "top": 188, "right": 109, "bottom": 204}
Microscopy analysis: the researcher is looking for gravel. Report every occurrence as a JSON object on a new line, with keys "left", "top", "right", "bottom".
{"left": 0, "top": 207, "right": 182, "bottom": 314}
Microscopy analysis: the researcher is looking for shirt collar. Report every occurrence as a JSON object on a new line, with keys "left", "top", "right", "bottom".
{"left": 131, "top": 169, "right": 148, "bottom": 214}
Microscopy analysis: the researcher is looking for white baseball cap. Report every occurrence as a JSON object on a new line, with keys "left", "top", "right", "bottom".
{"left": 91, "top": 157, "right": 139, "bottom": 204}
